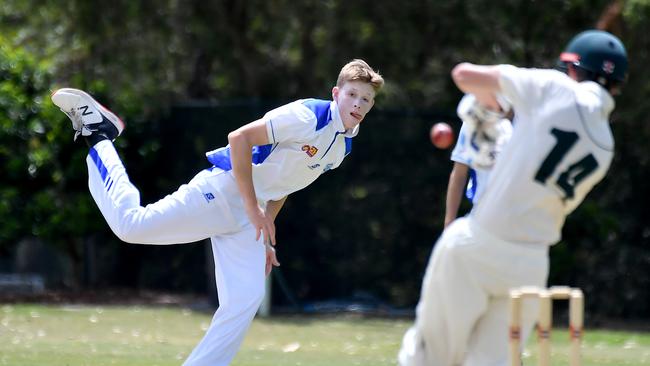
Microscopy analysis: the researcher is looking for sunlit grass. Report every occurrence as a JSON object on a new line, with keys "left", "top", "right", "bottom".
{"left": 0, "top": 304, "right": 648, "bottom": 365}
{"left": 522, "top": 327, "right": 650, "bottom": 365}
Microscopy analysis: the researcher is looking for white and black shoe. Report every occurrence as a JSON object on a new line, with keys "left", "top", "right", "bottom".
{"left": 51, "top": 88, "right": 125, "bottom": 145}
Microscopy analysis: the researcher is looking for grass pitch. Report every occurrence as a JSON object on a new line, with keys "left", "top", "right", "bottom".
{"left": 1, "top": 304, "right": 649, "bottom": 365}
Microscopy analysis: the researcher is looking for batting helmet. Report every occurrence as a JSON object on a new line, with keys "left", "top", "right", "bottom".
{"left": 557, "top": 30, "right": 628, "bottom": 86}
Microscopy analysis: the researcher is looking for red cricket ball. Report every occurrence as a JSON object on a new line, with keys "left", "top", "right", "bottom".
{"left": 430, "top": 122, "right": 454, "bottom": 149}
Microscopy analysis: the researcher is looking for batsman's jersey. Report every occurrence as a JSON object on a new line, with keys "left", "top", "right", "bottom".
{"left": 205, "top": 99, "right": 355, "bottom": 203}
{"left": 472, "top": 66, "right": 615, "bottom": 245}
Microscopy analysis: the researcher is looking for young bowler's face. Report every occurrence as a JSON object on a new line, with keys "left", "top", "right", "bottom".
{"left": 332, "top": 81, "right": 376, "bottom": 130}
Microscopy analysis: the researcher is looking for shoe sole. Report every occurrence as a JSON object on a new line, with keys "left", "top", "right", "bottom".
{"left": 52, "top": 88, "right": 126, "bottom": 135}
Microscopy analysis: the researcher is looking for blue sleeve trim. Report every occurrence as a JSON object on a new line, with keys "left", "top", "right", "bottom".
{"left": 206, "top": 147, "right": 233, "bottom": 170}
{"left": 206, "top": 144, "right": 275, "bottom": 171}
{"left": 301, "top": 99, "right": 332, "bottom": 131}
{"left": 252, "top": 144, "right": 274, "bottom": 164}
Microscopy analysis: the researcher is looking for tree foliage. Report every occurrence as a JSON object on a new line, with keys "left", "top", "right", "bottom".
{"left": 1, "top": 0, "right": 649, "bottom": 318}
{"left": 0, "top": 35, "right": 109, "bottom": 273}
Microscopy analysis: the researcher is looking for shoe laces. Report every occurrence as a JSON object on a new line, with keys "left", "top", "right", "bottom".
{"left": 63, "top": 108, "right": 94, "bottom": 141}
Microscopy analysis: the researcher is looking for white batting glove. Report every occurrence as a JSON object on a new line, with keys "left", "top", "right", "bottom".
{"left": 457, "top": 94, "right": 505, "bottom": 130}
{"left": 457, "top": 94, "right": 512, "bottom": 169}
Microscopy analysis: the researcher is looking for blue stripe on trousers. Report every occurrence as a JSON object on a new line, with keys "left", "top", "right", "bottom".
{"left": 89, "top": 147, "right": 111, "bottom": 190}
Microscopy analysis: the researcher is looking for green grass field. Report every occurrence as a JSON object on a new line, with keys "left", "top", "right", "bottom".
{"left": 1, "top": 304, "right": 649, "bottom": 365}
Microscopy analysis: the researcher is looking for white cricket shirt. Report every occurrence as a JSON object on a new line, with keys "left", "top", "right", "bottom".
{"left": 205, "top": 99, "right": 356, "bottom": 202}
{"left": 472, "top": 66, "right": 615, "bottom": 245}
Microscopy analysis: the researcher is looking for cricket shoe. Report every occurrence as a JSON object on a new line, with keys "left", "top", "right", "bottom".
{"left": 51, "top": 88, "right": 125, "bottom": 144}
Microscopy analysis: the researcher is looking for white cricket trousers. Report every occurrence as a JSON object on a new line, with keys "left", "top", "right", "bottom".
{"left": 399, "top": 217, "right": 549, "bottom": 366}
{"left": 86, "top": 140, "right": 266, "bottom": 366}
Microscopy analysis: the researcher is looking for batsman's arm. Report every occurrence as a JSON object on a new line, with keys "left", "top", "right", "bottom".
{"left": 452, "top": 63, "right": 503, "bottom": 111}
{"left": 444, "top": 162, "right": 469, "bottom": 227}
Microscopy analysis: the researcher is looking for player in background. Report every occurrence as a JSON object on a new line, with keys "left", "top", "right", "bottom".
{"left": 444, "top": 110, "right": 513, "bottom": 227}
{"left": 52, "top": 59, "right": 383, "bottom": 366}
{"left": 400, "top": 30, "right": 627, "bottom": 366}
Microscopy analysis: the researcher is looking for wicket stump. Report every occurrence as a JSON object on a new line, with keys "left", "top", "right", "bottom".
{"left": 509, "top": 286, "right": 584, "bottom": 366}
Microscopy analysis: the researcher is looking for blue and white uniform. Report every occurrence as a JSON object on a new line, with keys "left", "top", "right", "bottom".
{"left": 400, "top": 67, "right": 615, "bottom": 366}
{"left": 203, "top": 98, "right": 355, "bottom": 224}
{"left": 450, "top": 122, "right": 508, "bottom": 205}
{"left": 451, "top": 115, "right": 513, "bottom": 205}
{"left": 86, "top": 98, "right": 355, "bottom": 366}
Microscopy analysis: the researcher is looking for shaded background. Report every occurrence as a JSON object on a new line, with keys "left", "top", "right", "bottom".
{"left": 1, "top": 0, "right": 649, "bottom": 322}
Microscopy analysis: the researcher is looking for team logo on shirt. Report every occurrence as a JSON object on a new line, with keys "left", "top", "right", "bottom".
{"left": 302, "top": 144, "right": 318, "bottom": 157}
{"left": 204, "top": 192, "right": 215, "bottom": 202}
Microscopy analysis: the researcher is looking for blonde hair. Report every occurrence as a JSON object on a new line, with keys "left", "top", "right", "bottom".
{"left": 336, "top": 59, "right": 384, "bottom": 93}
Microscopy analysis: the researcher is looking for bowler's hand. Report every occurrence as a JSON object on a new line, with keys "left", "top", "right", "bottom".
{"left": 246, "top": 204, "right": 276, "bottom": 246}
{"left": 265, "top": 243, "right": 280, "bottom": 276}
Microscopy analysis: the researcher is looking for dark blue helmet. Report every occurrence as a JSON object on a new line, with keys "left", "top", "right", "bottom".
{"left": 558, "top": 30, "right": 628, "bottom": 84}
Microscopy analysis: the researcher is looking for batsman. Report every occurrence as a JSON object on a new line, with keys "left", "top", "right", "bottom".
{"left": 399, "top": 30, "right": 628, "bottom": 366}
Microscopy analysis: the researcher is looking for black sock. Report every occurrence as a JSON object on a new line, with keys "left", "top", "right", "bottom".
{"left": 84, "top": 133, "right": 109, "bottom": 148}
